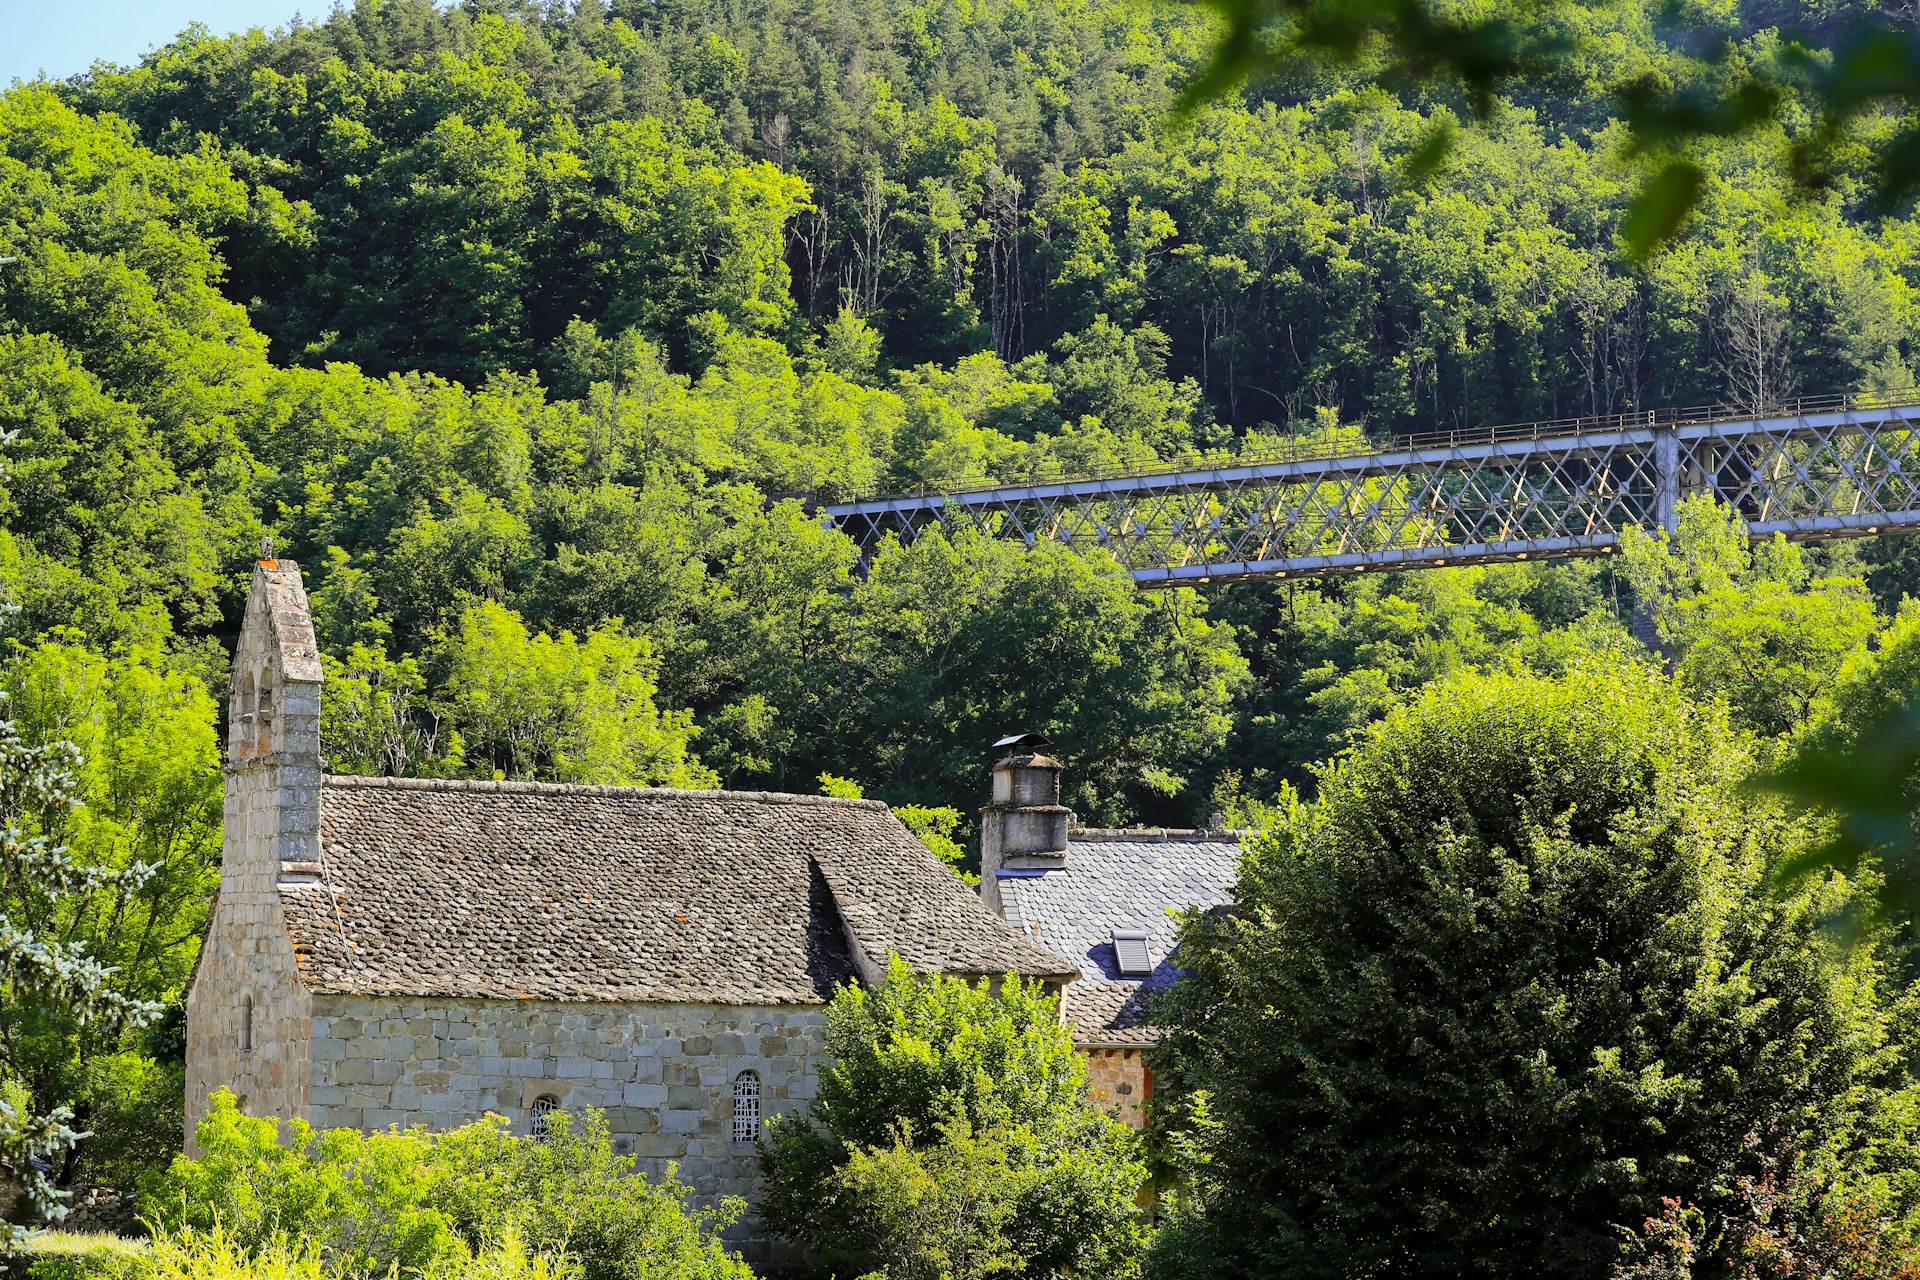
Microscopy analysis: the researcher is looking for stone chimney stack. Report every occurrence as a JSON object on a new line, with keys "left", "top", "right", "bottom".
{"left": 979, "top": 733, "right": 1073, "bottom": 917}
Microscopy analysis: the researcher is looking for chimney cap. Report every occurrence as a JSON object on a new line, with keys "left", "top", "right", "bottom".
{"left": 993, "top": 732, "right": 1053, "bottom": 750}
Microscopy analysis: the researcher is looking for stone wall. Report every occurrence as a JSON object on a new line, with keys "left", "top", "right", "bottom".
{"left": 308, "top": 994, "right": 828, "bottom": 1269}
{"left": 1082, "top": 1046, "right": 1152, "bottom": 1129}
{"left": 183, "top": 765, "right": 316, "bottom": 1139}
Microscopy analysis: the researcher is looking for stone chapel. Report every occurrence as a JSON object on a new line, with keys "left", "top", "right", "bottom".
{"left": 185, "top": 557, "right": 1075, "bottom": 1266}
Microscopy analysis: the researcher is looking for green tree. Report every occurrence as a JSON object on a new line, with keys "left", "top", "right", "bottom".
{"left": 440, "top": 601, "right": 715, "bottom": 786}
{"left": 1148, "top": 662, "right": 1911, "bottom": 1280}
{"left": 0, "top": 638, "right": 218, "bottom": 1187}
{"left": 321, "top": 645, "right": 456, "bottom": 780}
{"left": 0, "top": 690, "right": 161, "bottom": 1230}
{"left": 758, "top": 958, "right": 1146, "bottom": 1279}
{"left": 1621, "top": 496, "right": 1879, "bottom": 737}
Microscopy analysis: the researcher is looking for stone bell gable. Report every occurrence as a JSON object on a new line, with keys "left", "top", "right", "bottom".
{"left": 186, "top": 558, "right": 326, "bottom": 1130}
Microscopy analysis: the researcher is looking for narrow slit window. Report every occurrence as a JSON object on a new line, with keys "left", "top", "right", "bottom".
{"left": 241, "top": 994, "right": 254, "bottom": 1052}
{"left": 530, "top": 1094, "right": 561, "bottom": 1140}
{"left": 732, "top": 1071, "right": 761, "bottom": 1144}
{"left": 1112, "top": 929, "right": 1153, "bottom": 976}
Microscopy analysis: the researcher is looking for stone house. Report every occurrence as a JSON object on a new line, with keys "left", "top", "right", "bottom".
{"left": 186, "top": 558, "right": 1075, "bottom": 1266}
{"left": 976, "top": 742, "right": 1242, "bottom": 1127}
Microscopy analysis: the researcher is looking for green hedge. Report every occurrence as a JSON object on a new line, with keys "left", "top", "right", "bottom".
{"left": 11, "top": 1233, "right": 149, "bottom": 1280}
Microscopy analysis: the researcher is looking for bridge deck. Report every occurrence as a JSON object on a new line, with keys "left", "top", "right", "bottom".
{"left": 822, "top": 395, "right": 1920, "bottom": 587}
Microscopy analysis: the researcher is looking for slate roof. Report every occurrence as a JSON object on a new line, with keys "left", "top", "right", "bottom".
{"left": 280, "top": 776, "right": 1075, "bottom": 1005}
{"left": 997, "top": 829, "right": 1243, "bottom": 1043}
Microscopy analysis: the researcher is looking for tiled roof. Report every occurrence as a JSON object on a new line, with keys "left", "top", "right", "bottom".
{"left": 998, "top": 829, "right": 1243, "bottom": 1043}
{"left": 282, "top": 777, "right": 1075, "bottom": 1005}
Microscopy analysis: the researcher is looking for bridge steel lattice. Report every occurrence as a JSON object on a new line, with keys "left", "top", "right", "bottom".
{"left": 821, "top": 396, "right": 1920, "bottom": 588}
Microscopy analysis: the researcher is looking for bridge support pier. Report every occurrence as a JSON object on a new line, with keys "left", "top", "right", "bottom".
{"left": 1632, "top": 426, "right": 1683, "bottom": 662}
{"left": 1655, "top": 426, "right": 1680, "bottom": 535}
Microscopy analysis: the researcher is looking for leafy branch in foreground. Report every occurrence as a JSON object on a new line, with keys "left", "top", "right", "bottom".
{"left": 1173, "top": 0, "right": 1920, "bottom": 256}
{"left": 1762, "top": 693, "right": 1920, "bottom": 929}
{"left": 1757, "top": 600, "right": 1920, "bottom": 935}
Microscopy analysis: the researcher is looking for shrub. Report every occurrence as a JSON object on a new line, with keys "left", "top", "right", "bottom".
{"left": 430, "top": 1108, "right": 752, "bottom": 1280}
{"left": 144, "top": 1094, "right": 751, "bottom": 1280}
{"left": 101, "top": 1226, "right": 575, "bottom": 1280}
{"left": 758, "top": 957, "right": 1146, "bottom": 1278}
{"left": 1148, "top": 662, "right": 1916, "bottom": 1280}
{"left": 142, "top": 1092, "right": 451, "bottom": 1277}
{"left": 12, "top": 1232, "right": 148, "bottom": 1280}
{"left": 1611, "top": 1144, "right": 1920, "bottom": 1279}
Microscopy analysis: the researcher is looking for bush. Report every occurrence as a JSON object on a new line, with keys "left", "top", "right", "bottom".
{"left": 1610, "top": 1143, "right": 1920, "bottom": 1279}
{"left": 430, "top": 1108, "right": 753, "bottom": 1280}
{"left": 144, "top": 1093, "right": 751, "bottom": 1280}
{"left": 10, "top": 1233, "right": 148, "bottom": 1280}
{"left": 73, "top": 1226, "right": 578, "bottom": 1280}
{"left": 757, "top": 958, "right": 1146, "bottom": 1279}
{"left": 142, "top": 1093, "right": 452, "bottom": 1277}
{"left": 1147, "top": 662, "right": 1917, "bottom": 1280}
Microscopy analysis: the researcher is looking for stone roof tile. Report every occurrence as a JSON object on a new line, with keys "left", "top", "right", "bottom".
{"left": 283, "top": 776, "right": 1074, "bottom": 1004}
{"left": 1002, "top": 833, "right": 1243, "bottom": 1042}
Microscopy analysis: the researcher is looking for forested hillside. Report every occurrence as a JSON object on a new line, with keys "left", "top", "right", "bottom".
{"left": 4, "top": 0, "right": 1920, "bottom": 846}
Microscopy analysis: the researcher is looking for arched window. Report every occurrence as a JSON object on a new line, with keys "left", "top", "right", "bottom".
{"left": 258, "top": 668, "right": 274, "bottom": 717}
{"left": 241, "top": 995, "right": 254, "bottom": 1053}
{"left": 731, "top": 1071, "right": 761, "bottom": 1144}
{"left": 530, "top": 1094, "right": 561, "bottom": 1140}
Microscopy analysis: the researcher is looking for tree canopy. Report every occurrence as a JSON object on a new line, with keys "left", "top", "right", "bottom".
{"left": 1147, "top": 664, "right": 1919, "bottom": 1278}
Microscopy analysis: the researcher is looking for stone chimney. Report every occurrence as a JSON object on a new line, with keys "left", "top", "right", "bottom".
{"left": 979, "top": 734, "right": 1074, "bottom": 917}
{"left": 184, "top": 555, "right": 325, "bottom": 1141}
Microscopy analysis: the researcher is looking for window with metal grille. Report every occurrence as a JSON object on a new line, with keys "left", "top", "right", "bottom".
{"left": 1112, "top": 929, "right": 1153, "bottom": 976}
{"left": 530, "top": 1094, "right": 561, "bottom": 1140}
{"left": 732, "top": 1071, "right": 761, "bottom": 1144}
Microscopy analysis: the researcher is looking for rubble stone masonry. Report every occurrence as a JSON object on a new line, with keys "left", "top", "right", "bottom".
{"left": 1083, "top": 1046, "right": 1153, "bottom": 1129}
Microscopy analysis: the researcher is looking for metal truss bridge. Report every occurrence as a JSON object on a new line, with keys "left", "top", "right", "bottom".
{"left": 821, "top": 393, "right": 1920, "bottom": 588}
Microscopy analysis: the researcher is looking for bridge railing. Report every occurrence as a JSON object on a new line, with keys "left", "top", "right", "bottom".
{"left": 832, "top": 387, "right": 1920, "bottom": 510}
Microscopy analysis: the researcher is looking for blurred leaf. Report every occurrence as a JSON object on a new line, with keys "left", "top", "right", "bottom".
{"left": 1401, "top": 118, "right": 1458, "bottom": 184}
{"left": 1758, "top": 695, "right": 1920, "bottom": 927}
{"left": 1623, "top": 161, "right": 1705, "bottom": 260}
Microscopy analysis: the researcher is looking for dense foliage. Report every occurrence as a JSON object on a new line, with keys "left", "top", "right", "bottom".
{"left": 0, "top": 685, "right": 163, "bottom": 1230}
{"left": 12, "top": 0, "right": 1920, "bottom": 1246}
{"left": 1146, "top": 665, "right": 1920, "bottom": 1278}
{"left": 9, "top": 0, "right": 1920, "bottom": 828}
{"left": 147, "top": 1093, "right": 751, "bottom": 1280}
{"left": 757, "top": 958, "right": 1147, "bottom": 1278}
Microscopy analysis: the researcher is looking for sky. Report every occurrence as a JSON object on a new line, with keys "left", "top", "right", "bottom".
{"left": 0, "top": 0, "right": 309, "bottom": 84}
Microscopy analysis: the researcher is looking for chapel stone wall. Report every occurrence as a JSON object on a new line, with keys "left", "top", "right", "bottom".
{"left": 307, "top": 995, "right": 829, "bottom": 1270}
